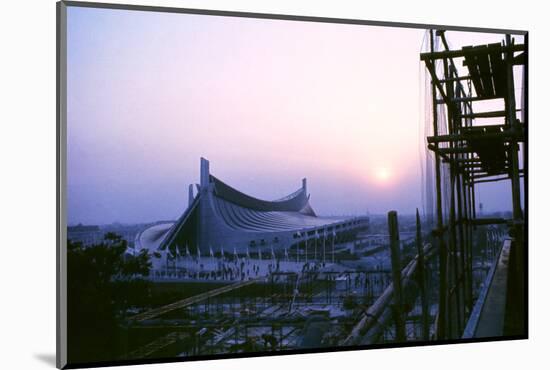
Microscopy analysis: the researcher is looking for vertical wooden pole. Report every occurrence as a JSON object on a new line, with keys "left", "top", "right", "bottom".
{"left": 388, "top": 210, "right": 406, "bottom": 342}
{"left": 443, "top": 53, "right": 462, "bottom": 335}
{"left": 505, "top": 34, "right": 525, "bottom": 335}
{"left": 463, "top": 180, "right": 473, "bottom": 311}
{"left": 416, "top": 209, "right": 430, "bottom": 340}
{"left": 429, "top": 30, "right": 448, "bottom": 340}
{"left": 464, "top": 81, "right": 475, "bottom": 312}
{"left": 456, "top": 172, "right": 469, "bottom": 315}
{"left": 505, "top": 35, "right": 523, "bottom": 222}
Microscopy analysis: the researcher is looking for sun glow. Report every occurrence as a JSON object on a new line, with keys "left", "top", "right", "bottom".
{"left": 374, "top": 167, "right": 392, "bottom": 184}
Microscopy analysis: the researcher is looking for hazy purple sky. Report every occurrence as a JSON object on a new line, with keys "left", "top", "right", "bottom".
{"left": 66, "top": 6, "right": 523, "bottom": 225}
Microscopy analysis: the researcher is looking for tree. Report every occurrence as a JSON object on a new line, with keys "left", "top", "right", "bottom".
{"left": 67, "top": 233, "right": 152, "bottom": 364}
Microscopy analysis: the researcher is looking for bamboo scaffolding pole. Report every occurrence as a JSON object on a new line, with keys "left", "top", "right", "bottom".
{"left": 420, "top": 43, "right": 524, "bottom": 61}
{"left": 342, "top": 244, "right": 435, "bottom": 345}
{"left": 416, "top": 209, "right": 430, "bottom": 340}
{"left": 427, "top": 30, "right": 448, "bottom": 340}
{"left": 388, "top": 211, "right": 406, "bottom": 342}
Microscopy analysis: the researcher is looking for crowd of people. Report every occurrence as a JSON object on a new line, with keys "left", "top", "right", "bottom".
{"left": 150, "top": 255, "right": 287, "bottom": 282}
{"left": 149, "top": 253, "right": 391, "bottom": 296}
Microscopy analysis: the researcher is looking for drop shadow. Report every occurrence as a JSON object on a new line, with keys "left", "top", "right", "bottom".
{"left": 34, "top": 353, "right": 56, "bottom": 367}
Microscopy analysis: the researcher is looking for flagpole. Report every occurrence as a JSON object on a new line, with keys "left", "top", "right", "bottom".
{"left": 323, "top": 232, "right": 326, "bottom": 264}
{"left": 185, "top": 244, "right": 190, "bottom": 273}
{"left": 332, "top": 231, "right": 336, "bottom": 264}
{"left": 314, "top": 231, "right": 317, "bottom": 261}
{"left": 296, "top": 232, "right": 301, "bottom": 264}
{"left": 305, "top": 238, "right": 308, "bottom": 263}
{"left": 175, "top": 245, "right": 179, "bottom": 276}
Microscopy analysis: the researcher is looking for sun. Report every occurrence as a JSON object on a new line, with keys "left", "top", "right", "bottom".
{"left": 374, "top": 167, "right": 392, "bottom": 183}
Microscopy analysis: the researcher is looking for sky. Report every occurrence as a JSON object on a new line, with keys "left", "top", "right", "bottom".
{"left": 66, "top": 6, "right": 524, "bottom": 225}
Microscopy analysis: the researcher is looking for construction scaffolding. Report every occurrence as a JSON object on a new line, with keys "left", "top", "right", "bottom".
{"left": 420, "top": 29, "right": 526, "bottom": 339}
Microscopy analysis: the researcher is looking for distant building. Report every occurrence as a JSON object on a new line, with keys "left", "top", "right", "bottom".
{"left": 68, "top": 224, "right": 102, "bottom": 246}
{"left": 137, "top": 158, "right": 369, "bottom": 256}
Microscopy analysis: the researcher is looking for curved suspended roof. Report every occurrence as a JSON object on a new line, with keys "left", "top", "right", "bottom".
{"left": 138, "top": 158, "right": 368, "bottom": 253}
{"left": 211, "top": 194, "right": 345, "bottom": 233}
{"left": 210, "top": 175, "right": 314, "bottom": 215}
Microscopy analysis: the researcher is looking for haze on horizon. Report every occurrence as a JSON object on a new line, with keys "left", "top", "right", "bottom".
{"left": 66, "top": 6, "right": 520, "bottom": 225}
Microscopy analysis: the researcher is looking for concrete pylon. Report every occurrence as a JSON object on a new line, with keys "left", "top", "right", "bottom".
{"left": 200, "top": 157, "right": 210, "bottom": 191}
{"left": 198, "top": 157, "right": 211, "bottom": 254}
{"left": 188, "top": 184, "right": 194, "bottom": 208}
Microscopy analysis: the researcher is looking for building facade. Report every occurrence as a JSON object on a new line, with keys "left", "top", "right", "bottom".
{"left": 137, "top": 158, "right": 369, "bottom": 256}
